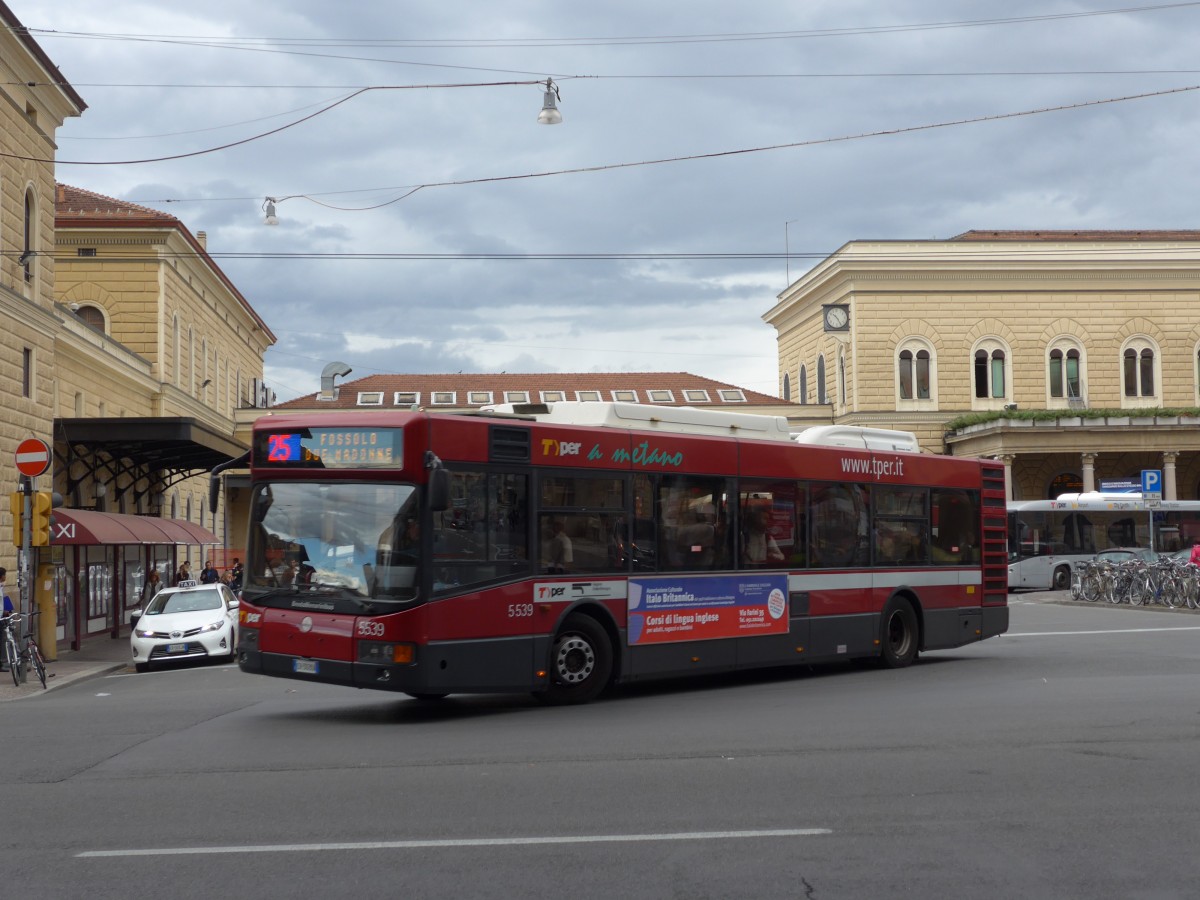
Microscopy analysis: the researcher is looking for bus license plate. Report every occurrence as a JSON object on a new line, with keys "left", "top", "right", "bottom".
{"left": 167, "top": 643, "right": 186, "bottom": 654}
{"left": 293, "top": 659, "right": 318, "bottom": 675}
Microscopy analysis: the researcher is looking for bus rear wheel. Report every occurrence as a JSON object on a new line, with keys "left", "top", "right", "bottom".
{"left": 878, "top": 597, "right": 919, "bottom": 668}
{"left": 540, "top": 614, "right": 613, "bottom": 705}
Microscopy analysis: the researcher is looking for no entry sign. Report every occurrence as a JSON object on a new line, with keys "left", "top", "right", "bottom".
{"left": 15, "top": 438, "right": 51, "bottom": 478}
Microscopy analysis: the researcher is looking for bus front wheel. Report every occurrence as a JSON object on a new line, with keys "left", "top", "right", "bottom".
{"left": 878, "top": 597, "right": 919, "bottom": 668}
{"left": 540, "top": 614, "right": 613, "bottom": 705}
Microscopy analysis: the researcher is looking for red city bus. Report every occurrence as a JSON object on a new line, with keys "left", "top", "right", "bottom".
{"left": 222, "top": 402, "right": 1007, "bottom": 704}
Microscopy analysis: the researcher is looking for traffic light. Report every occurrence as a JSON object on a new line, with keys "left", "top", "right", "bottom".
{"left": 9, "top": 491, "right": 22, "bottom": 547}
{"left": 31, "top": 491, "right": 52, "bottom": 546}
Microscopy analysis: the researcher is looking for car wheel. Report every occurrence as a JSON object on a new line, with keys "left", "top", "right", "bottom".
{"left": 878, "top": 596, "right": 919, "bottom": 668}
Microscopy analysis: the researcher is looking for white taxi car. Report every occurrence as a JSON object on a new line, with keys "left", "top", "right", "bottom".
{"left": 130, "top": 580, "right": 239, "bottom": 673}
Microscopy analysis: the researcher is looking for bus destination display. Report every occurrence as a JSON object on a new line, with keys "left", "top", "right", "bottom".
{"left": 256, "top": 428, "right": 402, "bottom": 468}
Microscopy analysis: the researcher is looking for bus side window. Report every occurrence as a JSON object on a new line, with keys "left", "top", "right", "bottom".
{"left": 930, "top": 489, "right": 980, "bottom": 566}
{"left": 810, "top": 483, "right": 870, "bottom": 568}
{"left": 657, "top": 476, "right": 731, "bottom": 572}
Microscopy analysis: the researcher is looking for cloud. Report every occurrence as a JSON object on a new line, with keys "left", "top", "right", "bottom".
{"left": 24, "top": 0, "right": 1200, "bottom": 400}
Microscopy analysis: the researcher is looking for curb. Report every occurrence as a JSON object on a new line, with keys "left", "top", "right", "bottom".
{"left": 0, "top": 660, "right": 130, "bottom": 702}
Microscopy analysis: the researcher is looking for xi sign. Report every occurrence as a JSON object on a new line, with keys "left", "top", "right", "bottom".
{"left": 15, "top": 438, "right": 51, "bottom": 478}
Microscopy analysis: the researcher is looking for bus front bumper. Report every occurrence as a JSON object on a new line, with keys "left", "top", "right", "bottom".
{"left": 238, "top": 648, "right": 423, "bottom": 692}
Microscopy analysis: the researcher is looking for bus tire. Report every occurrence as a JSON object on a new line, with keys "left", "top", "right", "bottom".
{"left": 540, "top": 614, "right": 613, "bottom": 705}
{"left": 1053, "top": 565, "right": 1070, "bottom": 592}
{"left": 878, "top": 597, "right": 919, "bottom": 668}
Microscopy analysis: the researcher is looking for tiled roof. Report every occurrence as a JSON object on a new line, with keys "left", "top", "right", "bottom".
{"left": 55, "top": 184, "right": 179, "bottom": 223}
{"left": 276, "top": 371, "right": 784, "bottom": 409}
{"left": 952, "top": 229, "right": 1200, "bottom": 242}
{"left": 55, "top": 184, "right": 276, "bottom": 342}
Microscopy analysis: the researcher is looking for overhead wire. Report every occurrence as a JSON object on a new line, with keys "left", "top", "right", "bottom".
{"left": 22, "top": 3, "right": 1200, "bottom": 50}
{"left": 16, "top": 2, "right": 1200, "bottom": 82}
{"left": 102, "top": 82, "right": 1200, "bottom": 209}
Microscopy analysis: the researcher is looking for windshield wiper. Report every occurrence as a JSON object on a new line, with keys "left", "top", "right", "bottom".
{"left": 245, "top": 586, "right": 378, "bottom": 615}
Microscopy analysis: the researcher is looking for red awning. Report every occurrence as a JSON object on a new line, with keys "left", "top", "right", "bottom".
{"left": 50, "top": 509, "right": 220, "bottom": 546}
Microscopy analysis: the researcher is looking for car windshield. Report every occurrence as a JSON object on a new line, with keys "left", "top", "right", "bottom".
{"left": 246, "top": 481, "right": 419, "bottom": 601}
{"left": 1097, "top": 548, "right": 1154, "bottom": 562}
{"left": 146, "top": 590, "right": 222, "bottom": 615}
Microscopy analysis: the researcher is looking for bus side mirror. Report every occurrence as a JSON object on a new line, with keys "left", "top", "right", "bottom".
{"left": 429, "top": 468, "right": 451, "bottom": 512}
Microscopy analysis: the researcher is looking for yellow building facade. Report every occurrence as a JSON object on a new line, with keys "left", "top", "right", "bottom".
{"left": 764, "top": 231, "right": 1200, "bottom": 501}
{"left": 1, "top": 9, "right": 85, "bottom": 559}
{"left": 53, "top": 184, "right": 275, "bottom": 533}
{"left": 2, "top": 6, "right": 273, "bottom": 649}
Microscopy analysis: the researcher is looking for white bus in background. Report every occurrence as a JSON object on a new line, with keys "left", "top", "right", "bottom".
{"left": 1007, "top": 493, "right": 1200, "bottom": 590}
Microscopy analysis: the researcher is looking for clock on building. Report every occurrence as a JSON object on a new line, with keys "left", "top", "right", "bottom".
{"left": 822, "top": 304, "right": 850, "bottom": 331}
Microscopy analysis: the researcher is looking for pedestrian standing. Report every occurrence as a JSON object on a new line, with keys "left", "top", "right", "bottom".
{"left": 141, "top": 569, "right": 163, "bottom": 605}
{"left": 175, "top": 561, "right": 191, "bottom": 585}
{"left": 0, "top": 568, "right": 13, "bottom": 673}
{"left": 200, "top": 559, "right": 220, "bottom": 584}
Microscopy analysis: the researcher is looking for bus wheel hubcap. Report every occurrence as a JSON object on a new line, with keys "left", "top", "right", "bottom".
{"left": 555, "top": 636, "right": 595, "bottom": 684}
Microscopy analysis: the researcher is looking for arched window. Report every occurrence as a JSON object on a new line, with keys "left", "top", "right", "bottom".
{"left": 23, "top": 188, "right": 35, "bottom": 284}
{"left": 799, "top": 366, "right": 807, "bottom": 404}
{"left": 1049, "top": 347, "right": 1082, "bottom": 398}
{"left": 782, "top": 372, "right": 791, "bottom": 402}
{"left": 1118, "top": 348, "right": 1156, "bottom": 398}
{"left": 971, "top": 339, "right": 1011, "bottom": 404}
{"left": 895, "top": 339, "right": 936, "bottom": 409}
{"left": 817, "top": 355, "right": 827, "bottom": 404}
{"left": 75, "top": 304, "right": 106, "bottom": 334}
{"left": 838, "top": 350, "right": 846, "bottom": 408}
{"left": 975, "top": 348, "right": 1005, "bottom": 398}
{"left": 173, "top": 315, "right": 181, "bottom": 387}
{"left": 898, "top": 349, "right": 931, "bottom": 400}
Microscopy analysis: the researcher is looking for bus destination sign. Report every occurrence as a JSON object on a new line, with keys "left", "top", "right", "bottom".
{"left": 256, "top": 428, "right": 402, "bottom": 469}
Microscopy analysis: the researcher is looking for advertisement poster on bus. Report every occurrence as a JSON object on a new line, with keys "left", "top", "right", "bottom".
{"left": 627, "top": 574, "right": 789, "bottom": 645}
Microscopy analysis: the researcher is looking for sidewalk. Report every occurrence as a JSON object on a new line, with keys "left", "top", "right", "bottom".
{"left": 0, "top": 636, "right": 130, "bottom": 702}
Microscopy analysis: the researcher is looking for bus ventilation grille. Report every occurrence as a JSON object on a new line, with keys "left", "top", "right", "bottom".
{"left": 490, "top": 426, "right": 531, "bottom": 462}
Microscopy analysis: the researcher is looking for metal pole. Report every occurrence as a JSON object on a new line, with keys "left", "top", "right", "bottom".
{"left": 19, "top": 474, "right": 33, "bottom": 684}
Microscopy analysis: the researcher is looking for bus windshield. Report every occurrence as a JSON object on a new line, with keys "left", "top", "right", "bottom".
{"left": 246, "top": 481, "right": 420, "bottom": 602}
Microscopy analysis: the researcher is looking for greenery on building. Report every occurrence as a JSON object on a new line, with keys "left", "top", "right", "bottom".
{"left": 944, "top": 407, "right": 1200, "bottom": 433}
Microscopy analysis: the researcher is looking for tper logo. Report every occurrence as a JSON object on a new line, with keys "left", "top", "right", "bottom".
{"left": 541, "top": 439, "right": 582, "bottom": 457}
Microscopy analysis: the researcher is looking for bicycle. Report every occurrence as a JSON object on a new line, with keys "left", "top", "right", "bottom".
{"left": 0, "top": 612, "right": 46, "bottom": 689}
{"left": 2, "top": 613, "right": 19, "bottom": 687}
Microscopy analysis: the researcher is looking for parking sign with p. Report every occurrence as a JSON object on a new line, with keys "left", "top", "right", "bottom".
{"left": 1141, "top": 469, "right": 1162, "bottom": 500}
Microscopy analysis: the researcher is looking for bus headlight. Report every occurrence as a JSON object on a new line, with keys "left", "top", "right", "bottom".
{"left": 356, "top": 640, "right": 415, "bottom": 665}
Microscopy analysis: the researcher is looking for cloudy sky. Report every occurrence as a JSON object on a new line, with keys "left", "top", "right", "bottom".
{"left": 14, "top": 1, "right": 1200, "bottom": 402}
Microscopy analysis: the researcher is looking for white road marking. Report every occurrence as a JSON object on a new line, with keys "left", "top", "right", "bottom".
{"left": 1007, "top": 626, "right": 1200, "bottom": 637}
{"left": 76, "top": 828, "right": 832, "bottom": 858}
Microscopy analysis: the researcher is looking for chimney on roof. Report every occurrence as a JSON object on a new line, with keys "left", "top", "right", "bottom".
{"left": 318, "top": 361, "right": 353, "bottom": 401}
{"left": 56, "top": 184, "right": 66, "bottom": 204}
{"left": 196, "top": 231, "right": 207, "bottom": 250}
